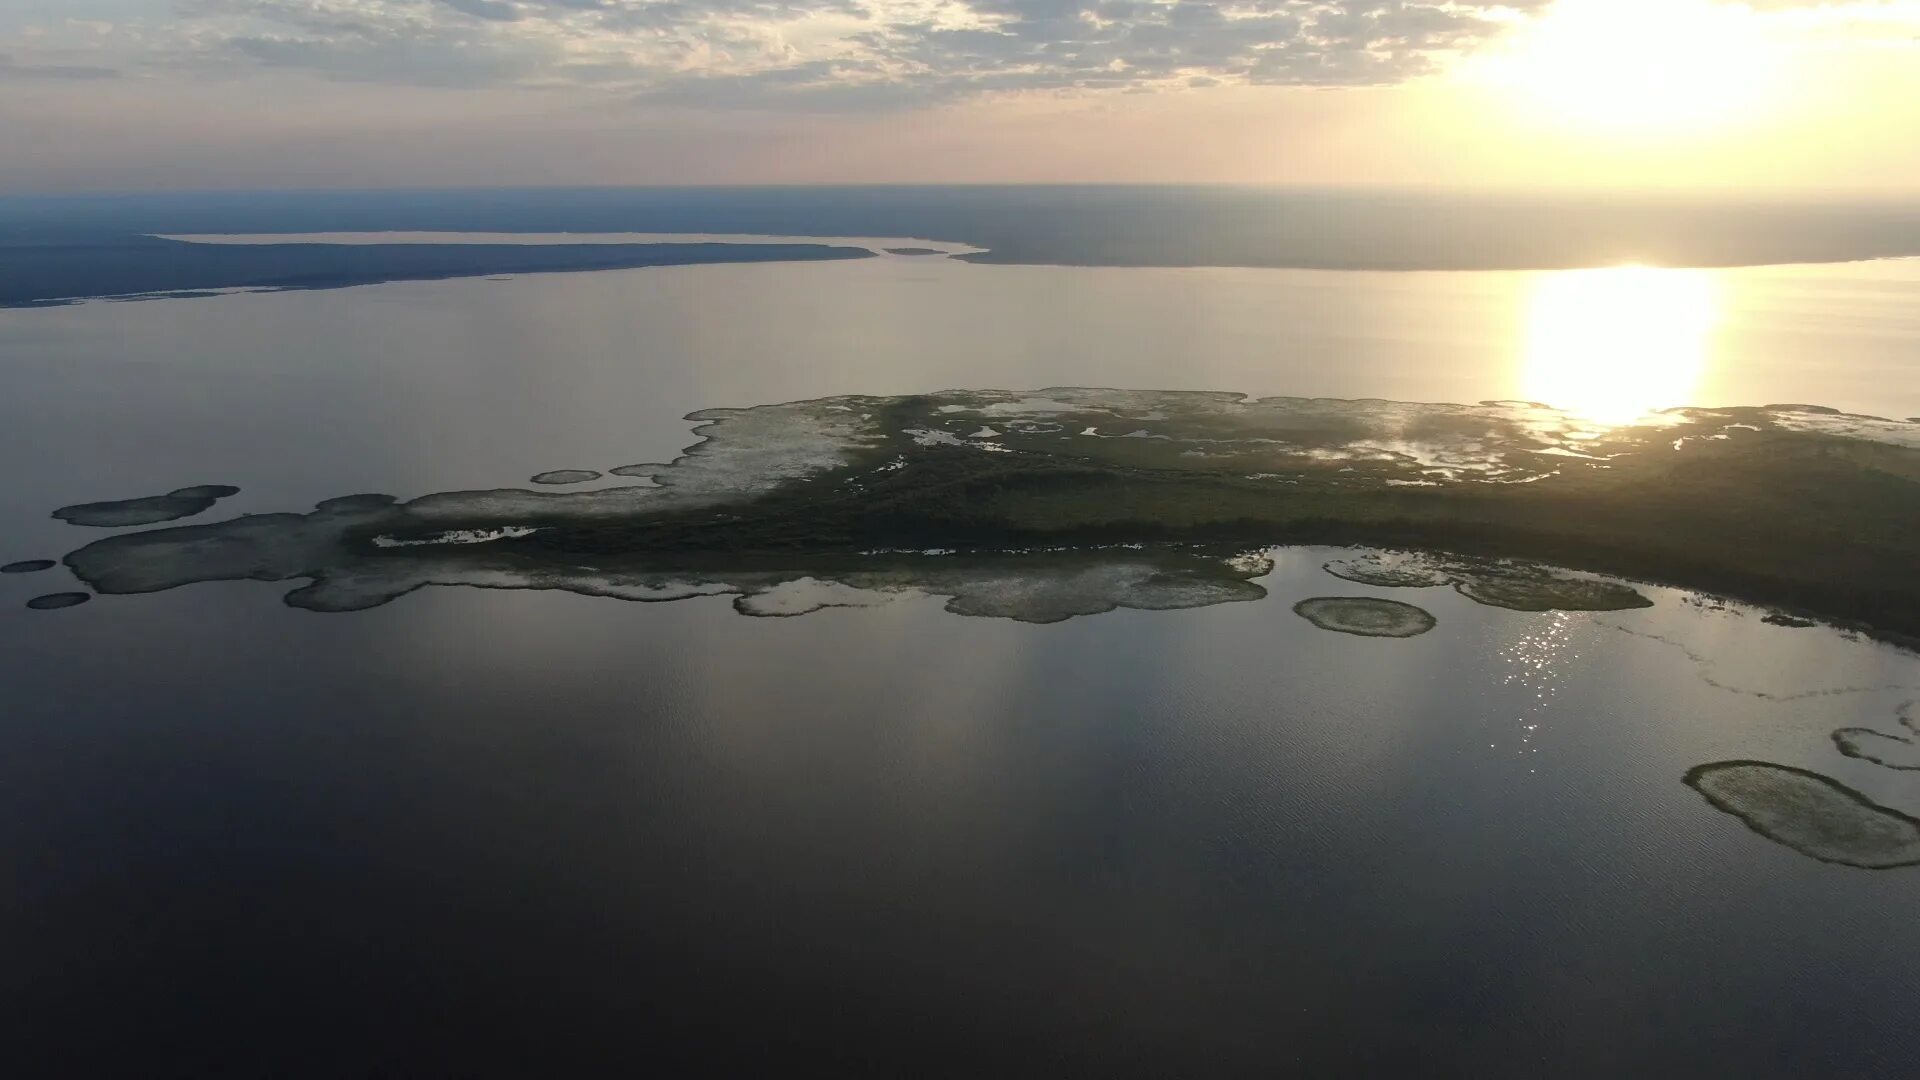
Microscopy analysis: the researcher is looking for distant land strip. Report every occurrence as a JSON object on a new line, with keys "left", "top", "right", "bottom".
{"left": 5, "top": 188, "right": 1920, "bottom": 305}
{"left": 0, "top": 237, "right": 873, "bottom": 308}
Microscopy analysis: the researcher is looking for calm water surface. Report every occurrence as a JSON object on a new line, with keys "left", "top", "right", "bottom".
{"left": 3, "top": 257, "right": 1918, "bottom": 1076}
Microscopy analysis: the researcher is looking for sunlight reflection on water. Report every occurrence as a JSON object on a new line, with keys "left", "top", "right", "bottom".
{"left": 1522, "top": 265, "right": 1722, "bottom": 426}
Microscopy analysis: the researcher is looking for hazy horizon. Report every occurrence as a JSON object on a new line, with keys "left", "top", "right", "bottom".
{"left": 7, "top": 180, "right": 1920, "bottom": 200}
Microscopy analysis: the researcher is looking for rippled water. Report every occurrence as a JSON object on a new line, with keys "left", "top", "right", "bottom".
{"left": 3, "top": 258, "right": 1918, "bottom": 1076}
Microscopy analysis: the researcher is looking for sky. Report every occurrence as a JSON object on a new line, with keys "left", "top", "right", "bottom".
{"left": 2, "top": 0, "right": 1917, "bottom": 193}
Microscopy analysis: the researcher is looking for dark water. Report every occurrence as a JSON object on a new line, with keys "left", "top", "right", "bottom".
{"left": 7, "top": 559, "right": 1918, "bottom": 1076}
{"left": 4, "top": 258, "right": 1920, "bottom": 1077}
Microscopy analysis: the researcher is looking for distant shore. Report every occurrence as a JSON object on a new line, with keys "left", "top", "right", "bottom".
{"left": 0, "top": 237, "right": 873, "bottom": 309}
{"left": 6, "top": 187, "right": 1919, "bottom": 306}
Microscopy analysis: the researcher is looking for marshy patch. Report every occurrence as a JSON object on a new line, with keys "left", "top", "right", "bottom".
{"left": 1684, "top": 760, "right": 1920, "bottom": 869}
{"left": 1326, "top": 551, "right": 1653, "bottom": 613}
{"left": 169, "top": 485, "right": 243, "bottom": 500}
{"left": 1293, "top": 597, "right": 1437, "bottom": 638}
{"left": 530, "top": 470, "right": 603, "bottom": 485}
{"left": 1455, "top": 572, "right": 1653, "bottom": 613}
{"left": 26, "top": 592, "right": 91, "bottom": 611}
{"left": 2, "top": 559, "right": 56, "bottom": 574}
{"left": 1833, "top": 703, "right": 1920, "bottom": 771}
{"left": 1323, "top": 552, "right": 1454, "bottom": 589}
{"left": 53, "top": 485, "right": 240, "bottom": 527}
{"left": 315, "top": 494, "right": 398, "bottom": 513}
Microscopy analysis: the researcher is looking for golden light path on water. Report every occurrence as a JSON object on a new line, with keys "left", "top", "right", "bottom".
{"left": 1520, "top": 265, "right": 1723, "bottom": 427}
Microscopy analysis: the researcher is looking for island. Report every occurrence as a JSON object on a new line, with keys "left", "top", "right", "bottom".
{"left": 36, "top": 388, "right": 1920, "bottom": 643}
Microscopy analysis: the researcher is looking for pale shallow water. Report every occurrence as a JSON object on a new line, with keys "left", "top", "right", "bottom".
{"left": 3, "top": 257, "right": 1919, "bottom": 1076}
{"left": 4, "top": 255, "right": 1915, "bottom": 513}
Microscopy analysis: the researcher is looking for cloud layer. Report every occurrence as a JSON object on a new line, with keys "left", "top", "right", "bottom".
{"left": 5, "top": 1, "right": 1917, "bottom": 120}
{"left": 22, "top": 0, "right": 1563, "bottom": 107}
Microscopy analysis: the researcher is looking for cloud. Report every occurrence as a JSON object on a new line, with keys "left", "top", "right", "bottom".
{"left": 148, "top": 0, "right": 1559, "bottom": 104}
{"left": 10, "top": 0, "right": 1916, "bottom": 109}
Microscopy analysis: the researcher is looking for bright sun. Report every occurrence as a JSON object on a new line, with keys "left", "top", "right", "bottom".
{"left": 1480, "top": 0, "right": 1785, "bottom": 136}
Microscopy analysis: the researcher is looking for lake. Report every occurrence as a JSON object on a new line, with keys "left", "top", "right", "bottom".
{"left": 4, "top": 252, "right": 1919, "bottom": 1076}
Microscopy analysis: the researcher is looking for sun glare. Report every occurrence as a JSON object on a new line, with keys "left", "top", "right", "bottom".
{"left": 1481, "top": 0, "right": 1785, "bottom": 136}
{"left": 1521, "top": 266, "right": 1721, "bottom": 426}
